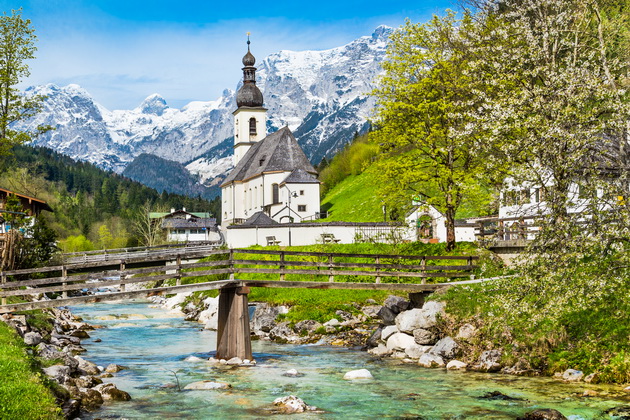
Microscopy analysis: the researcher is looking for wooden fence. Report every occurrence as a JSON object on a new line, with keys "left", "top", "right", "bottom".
{"left": 0, "top": 248, "right": 480, "bottom": 313}
{"left": 474, "top": 216, "right": 539, "bottom": 244}
{"left": 61, "top": 241, "right": 222, "bottom": 265}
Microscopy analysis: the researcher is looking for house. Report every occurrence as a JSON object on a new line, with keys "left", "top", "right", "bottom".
{"left": 220, "top": 39, "right": 321, "bottom": 225}
{"left": 0, "top": 187, "right": 53, "bottom": 234}
{"left": 149, "top": 208, "right": 221, "bottom": 243}
{"left": 405, "top": 203, "right": 476, "bottom": 243}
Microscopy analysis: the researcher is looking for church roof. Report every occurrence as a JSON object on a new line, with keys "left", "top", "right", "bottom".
{"left": 221, "top": 126, "right": 317, "bottom": 186}
{"left": 242, "top": 211, "right": 278, "bottom": 226}
{"left": 281, "top": 168, "right": 320, "bottom": 184}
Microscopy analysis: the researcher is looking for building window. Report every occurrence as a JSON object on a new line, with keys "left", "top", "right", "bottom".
{"left": 249, "top": 117, "right": 257, "bottom": 135}
{"left": 272, "top": 184, "right": 279, "bottom": 204}
{"left": 299, "top": 190, "right": 304, "bottom": 195}
{"left": 298, "top": 205, "right": 306, "bottom": 212}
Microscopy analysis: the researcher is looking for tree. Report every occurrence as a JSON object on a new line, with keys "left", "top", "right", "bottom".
{"left": 0, "top": 8, "right": 48, "bottom": 156}
{"left": 131, "top": 203, "right": 165, "bottom": 247}
{"left": 371, "top": 13, "right": 495, "bottom": 250}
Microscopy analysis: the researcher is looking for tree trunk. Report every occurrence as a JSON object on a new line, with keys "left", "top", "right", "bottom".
{"left": 445, "top": 206, "right": 456, "bottom": 251}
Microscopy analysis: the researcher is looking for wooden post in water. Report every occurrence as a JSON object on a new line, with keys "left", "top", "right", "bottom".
{"left": 216, "top": 285, "right": 252, "bottom": 361}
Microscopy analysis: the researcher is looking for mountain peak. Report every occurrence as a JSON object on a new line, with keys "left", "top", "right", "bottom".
{"left": 138, "top": 93, "right": 168, "bottom": 116}
{"left": 372, "top": 25, "right": 394, "bottom": 40}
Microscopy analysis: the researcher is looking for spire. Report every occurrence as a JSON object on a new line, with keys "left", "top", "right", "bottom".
{"left": 236, "top": 33, "right": 263, "bottom": 108}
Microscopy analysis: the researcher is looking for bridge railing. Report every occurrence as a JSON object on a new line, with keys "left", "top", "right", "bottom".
{"left": 0, "top": 248, "right": 479, "bottom": 312}
{"left": 61, "top": 241, "right": 223, "bottom": 265}
{"left": 474, "top": 216, "right": 539, "bottom": 245}
{"left": 228, "top": 248, "right": 478, "bottom": 284}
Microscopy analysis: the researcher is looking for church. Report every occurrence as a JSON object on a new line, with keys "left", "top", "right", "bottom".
{"left": 221, "top": 39, "right": 320, "bottom": 225}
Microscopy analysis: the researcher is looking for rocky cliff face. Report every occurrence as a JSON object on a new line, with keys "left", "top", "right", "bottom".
{"left": 16, "top": 26, "right": 392, "bottom": 193}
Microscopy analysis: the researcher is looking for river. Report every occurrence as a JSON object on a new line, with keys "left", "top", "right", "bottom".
{"left": 70, "top": 300, "right": 625, "bottom": 419}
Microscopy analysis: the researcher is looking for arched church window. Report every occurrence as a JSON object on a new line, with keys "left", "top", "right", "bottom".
{"left": 249, "top": 117, "right": 257, "bottom": 135}
{"left": 272, "top": 184, "right": 279, "bottom": 204}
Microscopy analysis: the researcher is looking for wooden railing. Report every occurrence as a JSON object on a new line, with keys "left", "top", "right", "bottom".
{"left": 475, "top": 216, "right": 539, "bottom": 244}
{"left": 0, "top": 249, "right": 480, "bottom": 313}
{"left": 61, "top": 241, "right": 222, "bottom": 265}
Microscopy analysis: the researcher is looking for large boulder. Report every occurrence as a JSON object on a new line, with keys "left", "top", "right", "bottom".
{"left": 446, "top": 360, "right": 467, "bottom": 370}
{"left": 413, "top": 328, "right": 437, "bottom": 345}
{"left": 73, "top": 375, "right": 102, "bottom": 388}
{"left": 294, "top": 320, "right": 322, "bottom": 335}
{"left": 343, "top": 369, "right": 373, "bottom": 380}
{"left": 368, "top": 344, "right": 391, "bottom": 357}
{"left": 383, "top": 295, "right": 411, "bottom": 314}
{"left": 93, "top": 383, "right": 131, "bottom": 401}
{"left": 386, "top": 333, "right": 417, "bottom": 352}
{"left": 269, "top": 322, "right": 298, "bottom": 343}
{"left": 381, "top": 325, "right": 399, "bottom": 341}
{"left": 198, "top": 297, "right": 219, "bottom": 330}
{"left": 429, "top": 337, "right": 459, "bottom": 360}
{"left": 36, "top": 343, "right": 64, "bottom": 361}
{"left": 376, "top": 306, "right": 397, "bottom": 325}
{"left": 418, "top": 353, "right": 445, "bottom": 368}
{"left": 272, "top": 395, "right": 316, "bottom": 414}
{"left": 43, "top": 365, "right": 72, "bottom": 384}
{"left": 75, "top": 356, "right": 101, "bottom": 376}
{"left": 395, "top": 301, "right": 445, "bottom": 334}
{"left": 250, "top": 304, "right": 288, "bottom": 334}
{"left": 365, "top": 326, "right": 383, "bottom": 348}
{"left": 23, "top": 332, "right": 43, "bottom": 346}
{"left": 405, "top": 344, "right": 429, "bottom": 360}
{"left": 78, "top": 388, "right": 104, "bottom": 410}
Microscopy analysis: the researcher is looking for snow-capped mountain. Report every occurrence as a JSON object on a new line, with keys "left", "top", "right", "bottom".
{"left": 17, "top": 26, "right": 392, "bottom": 191}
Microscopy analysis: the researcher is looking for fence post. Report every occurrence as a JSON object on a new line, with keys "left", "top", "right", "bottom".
{"left": 1, "top": 273, "right": 6, "bottom": 306}
{"left": 421, "top": 256, "right": 426, "bottom": 285}
{"left": 120, "top": 261, "right": 126, "bottom": 292}
{"left": 229, "top": 249, "right": 235, "bottom": 281}
{"left": 375, "top": 256, "right": 381, "bottom": 284}
{"left": 176, "top": 255, "right": 182, "bottom": 286}
{"left": 328, "top": 254, "right": 334, "bottom": 283}
{"left": 62, "top": 266, "right": 68, "bottom": 299}
{"left": 279, "top": 251, "right": 285, "bottom": 281}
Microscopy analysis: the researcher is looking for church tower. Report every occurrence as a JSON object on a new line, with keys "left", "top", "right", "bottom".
{"left": 233, "top": 35, "right": 267, "bottom": 165}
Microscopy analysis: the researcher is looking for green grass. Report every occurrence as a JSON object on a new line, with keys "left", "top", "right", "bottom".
{"left": 181, "top": 242, "right": 501, "bottom": 324}
{"left": 320, "top": 166, "right": 384, "bottom": 222}
{"left": 0, "top": 321, "right": 63, "bottom": 419}
{"left": 435, "top": 273, "right": 630, "bottom": 384}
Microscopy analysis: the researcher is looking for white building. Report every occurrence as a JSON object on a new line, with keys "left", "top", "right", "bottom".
{"left": 221, "top": 40, "right": 320, "bottom": 225}
{"left": 151, "top": 209, "right": 221, "bottom": 243}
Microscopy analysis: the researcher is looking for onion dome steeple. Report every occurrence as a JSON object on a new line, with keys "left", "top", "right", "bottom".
{"left": 236, "top": 34, "right": 264, "bottom": 108}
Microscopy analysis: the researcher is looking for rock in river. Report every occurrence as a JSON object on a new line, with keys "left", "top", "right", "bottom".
{"left": 343, "top": 369, "right": 373, "bottom": 380}
{"left": 272, "top": 395, "right": 317, "bottom": 413}
{"left": 184, "top": 381, "right": 231, "bottom": 390}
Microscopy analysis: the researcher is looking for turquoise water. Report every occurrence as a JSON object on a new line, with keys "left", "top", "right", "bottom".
{"left": 71, "top": 301, "right": 626, "bottom": 419}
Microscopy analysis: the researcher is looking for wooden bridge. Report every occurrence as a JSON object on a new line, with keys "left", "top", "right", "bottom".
{"left": 0, "top": 246, "right": 483, "bottom": 361}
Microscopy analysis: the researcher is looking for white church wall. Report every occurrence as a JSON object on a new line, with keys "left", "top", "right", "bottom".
{"left": 225, "top": 224, "right": 410, "bottom": 248}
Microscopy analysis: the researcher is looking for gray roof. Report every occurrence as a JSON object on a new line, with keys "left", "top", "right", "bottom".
{"left": 221, "top": 127, "right": 317, "bottom": 186}
{"left": 162, "top": 218, "right": 217, "bottom": 229}
{"left": 242, "top": 211, "right": 278, "bottom": 226}
{"left": 281, "top": 168, "right": 319, "bottom": 185}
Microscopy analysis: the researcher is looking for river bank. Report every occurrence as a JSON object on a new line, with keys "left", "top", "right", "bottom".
{"left": 66, "top": 299, "right": 630, "bottom": 419}
{"left": 3, "top": 289, "right": 629, "bottom": 419}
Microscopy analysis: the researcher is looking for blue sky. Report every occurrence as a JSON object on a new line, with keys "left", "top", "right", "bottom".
{"left": 1, "top": 0, "right": 456, "bottom": 110}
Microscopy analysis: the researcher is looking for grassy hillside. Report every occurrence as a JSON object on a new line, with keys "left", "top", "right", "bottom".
{"left": 320, "top": 165, "right": 384, "bottom": 222}
{"left": 317, "top": 132, "right": 495, "bottom": 222}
